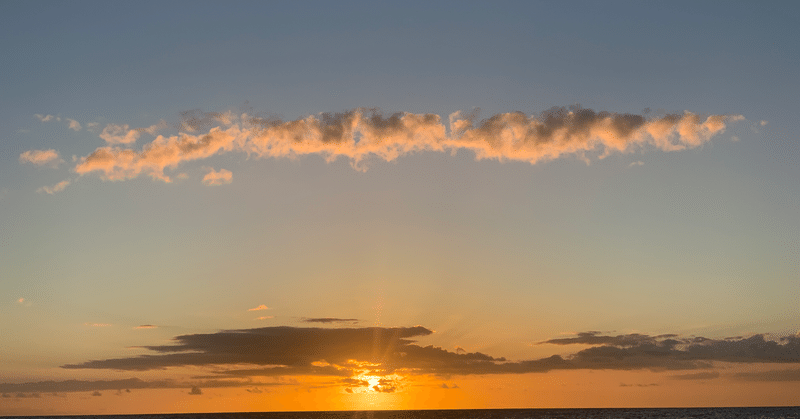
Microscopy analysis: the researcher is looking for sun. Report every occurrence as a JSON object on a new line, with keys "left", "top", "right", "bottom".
{"left": 366, "top": 376, "right": 381, "bottom": 391}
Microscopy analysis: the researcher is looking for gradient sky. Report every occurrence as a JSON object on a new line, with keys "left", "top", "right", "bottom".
{"left": 2, "top": 1, "right": 799, "bottom": 415}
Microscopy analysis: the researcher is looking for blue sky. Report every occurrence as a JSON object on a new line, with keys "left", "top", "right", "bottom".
{"left": 1, "top": 1, "right": 799, "bottom": 414}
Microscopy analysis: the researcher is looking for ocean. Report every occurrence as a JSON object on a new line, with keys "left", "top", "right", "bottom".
{"left": 5, "top": 407, "right": 800, "bottom": 419}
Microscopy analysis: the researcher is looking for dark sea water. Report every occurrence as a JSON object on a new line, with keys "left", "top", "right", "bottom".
{"left": 6, "top": 407, "right": 800, "bottom": 419}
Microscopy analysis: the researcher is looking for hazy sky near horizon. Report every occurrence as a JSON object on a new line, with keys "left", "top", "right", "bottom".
{"left": 2, "top": 1, "right": 799, "bottom": 414}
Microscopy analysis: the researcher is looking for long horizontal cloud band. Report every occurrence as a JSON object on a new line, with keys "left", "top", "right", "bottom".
{"left": 61, "top": 326, "right": 800, "bottom": 376}
{"left": 71, "top": 107, "right": 743, "bottom": 181}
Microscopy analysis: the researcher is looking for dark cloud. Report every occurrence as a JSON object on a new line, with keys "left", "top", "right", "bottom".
{"left": 301, "top": 318, "right": 360, "bottom": 324}
{"left": 0, "top": 378, "right": 162, "bottom": 394}
{"left": 541, "top": 332, "right": 800, "bottom": 367}
{"left": 91, "top": 391, "right": 102, "bottom": 396}
{"left": 63, "top": 326, "right": 433, "bottom": 371}
{"left": 188, "top": 386, "right": 202, "bottom": 395}
{"left": 734, "top": 369, "right": 800, "bottom": 382}
{"left": 619, "top": 383, "right": 659, "bottom": 387}
{"left": 50, "top": 327, "right": 800, "bottom": 381}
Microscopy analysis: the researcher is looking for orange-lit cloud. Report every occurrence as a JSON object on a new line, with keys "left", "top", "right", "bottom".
{"left": 19, "top": 149, "right": 61, "bottom": 166}
{"left": 202, "top": 168, "right": 232, "bottom": 186}
{"left": 84, "top": 323, "right": 111, "bottom": 327}
{"left": 37, "top": 179, "right": 71, "bottom": 194}
{"left": 66, "top": 118, "right": 82, "bottom": 131}
{"left": 99, "top": 124, "right": 141, "bottom": 145}
{"left": 255, "top": 316, "right": 274, "bottom": 320}
{"left": 61, "top": 106, "right": 742, "bottom": 183}
{"left": 248, "top": 305, "right": 269, "bottom": 311}
{"left": 35, "top": 114, "right": 55, "bottom": 122}
{"left": 134, "top": 325, "right": 158, "bottom": 329}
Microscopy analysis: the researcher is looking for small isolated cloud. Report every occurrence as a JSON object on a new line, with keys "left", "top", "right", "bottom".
{"left": 86, "top": 122, "right": 99, "bottom": 131}
{"left": 188, "top": 386, "right": 202, "bottom": 395}
{"left": 85, "top": 323, "right": 111, "bottom": 327}
{"left": 19, "top": 149, "right": 61, "bottom": 167}
{"left": 760, "top": 120, "right": 769, "bottom": 126}
{"left": 17, "top": 297, "right": 25, "bottom": 304}
{"left": 37, "top": 180, "right": 71, "bottom": 195}
{"left": 629, "top": 161, "right": 644, "bottom": 167}
{"left": 302, "top": 318, "right": 360, "bottom": 324}
{"left": 246, "top": 387, "right": 263, "bottom": 394}
{"left": 440, "top": 383, "right": 459, "bottom": 389}
{"left": 619, "top": 383, "right": 659, "bottom": 388}
{"left": 255, "top": 316, "right": 274, "bottom": 320}
{"left": 202, "top": 168, "right": 232, "bottom": 186}
{"left": 731, "top": 136, "right": 740, "bottom": 142}
{"left": 134, "top": 325, "right": 158, "bottom": 329}
{"left": 66, "top": 119, "right": 82, "bottom": 131}
{"left": 100, "top": 124, "right": 140, "bottom": 145}
{"left": 248, "top": 305, "right": 269, "bottom": 311}
{"left": 35, "top": 114, "right": 54, "bottom": 122}
{"left": 91, "top": 391, "right": 102, "bottom": 396}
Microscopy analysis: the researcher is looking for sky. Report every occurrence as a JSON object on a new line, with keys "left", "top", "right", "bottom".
{"left": 1, "top": 0, "right": 799, "bottom": 415}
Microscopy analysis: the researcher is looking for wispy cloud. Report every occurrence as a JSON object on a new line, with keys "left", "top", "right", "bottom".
{"left": 37, "top": 180, "right": 71, "bottom": 195}
{"left": 84, "top": 323, "right": 111, "bottom": 327}
{"left": 0, "top": 377, "right": 285, "bottom": 394}
{"left": 671, "top": 371, "right": 720, "bottom": 380}
{"left": 248, "top": 305, "right": 269, "bottom": 311}
{"left": 134, "top": 325, "right": 158, "bottom": 329}
{"left": 202, "top": 168, "right": 232, "bottom": 186}
{"left": 255, "top": 316, "right": 274, "bottom": 320}
{"left": 19, "top": 149, "right": 61, "bottom": 167}
{"left": 301, "top": 317, "right": 360, "bottom": 324}
{"left": 51, "top": 106, "right": 742, "bottom": 184}
{"left": 734, "top": 368, "right": 800, "bottom": 382}
{"left": 35, "top": 114, "right": 55, "bottom": 122}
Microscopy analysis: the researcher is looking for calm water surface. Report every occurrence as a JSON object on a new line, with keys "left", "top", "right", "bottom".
{"left": 7, "top": 407, "right": 800, "bottom": 419}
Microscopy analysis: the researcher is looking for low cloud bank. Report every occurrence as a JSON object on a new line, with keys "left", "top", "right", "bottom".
{"left": 61, "top": 327, "right": 800, "bottom": 377}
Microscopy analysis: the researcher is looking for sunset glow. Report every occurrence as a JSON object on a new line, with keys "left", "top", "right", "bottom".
{"left": 2, "top": 1, "right": 799, "bottom": 415}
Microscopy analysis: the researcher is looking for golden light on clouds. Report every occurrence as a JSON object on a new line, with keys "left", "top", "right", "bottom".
{"left": 24, "top": 107, "right": 744, "bottom": 192}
